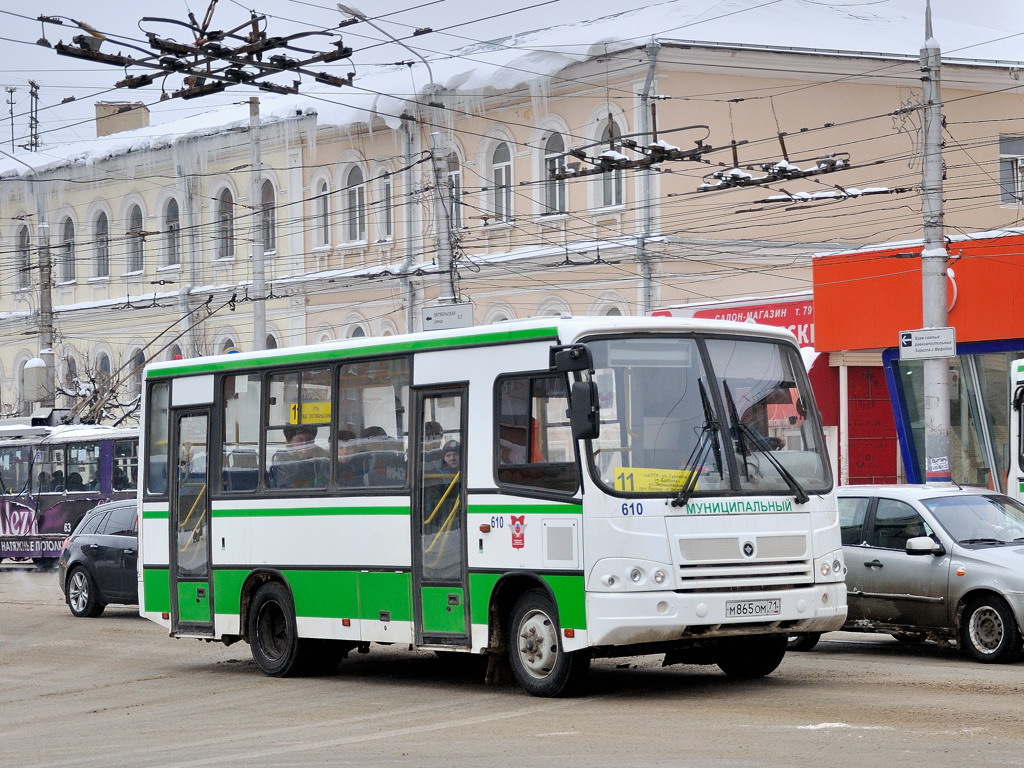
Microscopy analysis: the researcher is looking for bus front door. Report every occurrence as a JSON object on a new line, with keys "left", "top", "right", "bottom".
{"left": 170, "top": 410, "right": 214, "bottom": 636}
{"left": 413, "top": 388, "right": 470, "bottom": 647}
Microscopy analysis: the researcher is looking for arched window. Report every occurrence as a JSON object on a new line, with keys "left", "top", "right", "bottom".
{"left": 315, "top": 179, "right": 330, "bottom": 247}
{"left": 127, "top": 204, "right": 144, "bottom": 272}
{"left": 446, "top": 153, "right": 463, "bottom": 230}
{"left": 59, "top": 217, "right": 76, "bottom": 282}
{"left": 380, "top": 174, "right": 393, "bottom": 240}
{"left": 348, "top": 326, "right": 366, "bottom": 339}
{"left": 265, "top": 334, "right": 278, "bottom": 350}
{"left": 221, "top": 338, "right": 236, "bottom": 354}
{"left": 16, "top": 225, "right": 31, "bottom": 289}
{"left": 345, "top": 166, "right": 366, "bottom": 242}
{"left": 600, "top": 120, "right": 624, "bottom": 207}
{"left": 216, "top": 188, "right": 234, "bottom": 259}
{"left": 260, "top": 179, "right": 276, "bottom": 252}
{"left": 491, "top": 142, "right": 512, "bottom": 223}
{"left": 97, "top": 353, "right": 112, "bottom": 390}
{"left": 164, "top": 198, "right": 180, "bottom": 266}
{"left": 63, "top": 357, "right": 79, "bottom": 408}
{"left": 94, "top": 213, "right": 110, "bottom": 278}
{"left": 128, "top": 349, "right": 146, "bottom": 396}
{"left": 168, "top": 344, "right": 183, "bottom": 361}
{"left": 543, "top": 133, "right": 566, "bottom": 213}
{"left": 604, "top": 307, "right": 623, "bottom": 316}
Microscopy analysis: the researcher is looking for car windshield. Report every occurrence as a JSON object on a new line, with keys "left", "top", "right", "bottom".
{"left": 922, "top": 494, "right": 1024, "bottom": 544}
{"left": 585, "top": 334, "right": 830, "bottom": 499}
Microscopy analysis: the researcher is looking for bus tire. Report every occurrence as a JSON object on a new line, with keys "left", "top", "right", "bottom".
{"left": 787, "top": 632, "right": 821, "bottom": 652}
{"left": 66, "top": 566, "right": 106, "bottom": 618}
{"left": 508, "top": 589, "right": 590, "bottom": 697}
{"left": 960, "top": 595, "right": 1022, "bottom": 664}
{"left": 716, "top": 634, "right": 787, "bottom": 678}
{"left": 249, "top": 582, "right": 305, "bottom": 677}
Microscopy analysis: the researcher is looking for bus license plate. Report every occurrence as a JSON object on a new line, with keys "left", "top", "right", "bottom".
{"left": 725, "top": 599, "right": 781, "bottom": 618}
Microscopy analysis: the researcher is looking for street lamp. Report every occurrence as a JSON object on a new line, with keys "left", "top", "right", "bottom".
{"left": 337, "top": 3, "right": 457, "bottom": 306}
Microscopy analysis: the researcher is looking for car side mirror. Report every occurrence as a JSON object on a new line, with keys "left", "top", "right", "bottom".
{"left": 906, "top": 536, "right": 945, "bottom": 556}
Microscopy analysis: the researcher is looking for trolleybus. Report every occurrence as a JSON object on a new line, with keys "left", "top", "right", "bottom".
{"left": 138, "top": 316, "right": 846, "bottom": 695}
{"left": 0, "top": 422, "right": 139, "bottom": 567}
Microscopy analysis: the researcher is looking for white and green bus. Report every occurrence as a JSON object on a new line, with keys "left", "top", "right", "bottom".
{"left": 138, "top": 316, "right": 846, "bottom": 696}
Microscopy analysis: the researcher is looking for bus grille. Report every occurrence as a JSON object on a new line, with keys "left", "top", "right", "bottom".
{"left": 675, "top": 534, "right": 813, "bottom": 592}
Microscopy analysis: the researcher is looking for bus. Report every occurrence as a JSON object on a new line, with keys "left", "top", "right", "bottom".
{"left": 138, "top": 316, "right": 846, "bottom": 696}
{"left": 0, "top": 422, "right": 139, "bottom": 567}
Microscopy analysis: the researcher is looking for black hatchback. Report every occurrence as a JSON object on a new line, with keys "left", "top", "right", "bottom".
{"left": 58, "top": 499, "right": 139, "bottom": 617}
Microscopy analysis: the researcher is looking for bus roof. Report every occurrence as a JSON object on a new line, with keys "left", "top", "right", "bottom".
{"left": 144, "top": 315, "right": 800, "bottom": 379}
{"left": 0, "top": 422, "right": 137, "bottom": 444}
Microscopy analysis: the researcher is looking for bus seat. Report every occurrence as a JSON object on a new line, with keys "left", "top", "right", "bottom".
{"left": 222, "top": 466, "right": 259, "bottom": 492}
{"left": 365, "top": 451, "right": 406, "bottom": 487}
{"left": 269, "top": 457, "right": 330, "bottom": 489}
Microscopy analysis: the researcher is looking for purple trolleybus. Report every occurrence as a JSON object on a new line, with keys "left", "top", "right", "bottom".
{"left": 0, "top": 421, "right": 138, "bottom": 568}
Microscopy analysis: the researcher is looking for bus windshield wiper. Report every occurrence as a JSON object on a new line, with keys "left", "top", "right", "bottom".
{"left": 672, "top": 379, "right": 722, "bottom": 507}
{"left": 723, "top": 381, "right": 810, "bottom": 505}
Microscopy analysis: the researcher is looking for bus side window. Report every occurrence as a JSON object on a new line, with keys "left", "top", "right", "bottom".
{"left": 495, "top": 374, "right": 579, "bottom": 494}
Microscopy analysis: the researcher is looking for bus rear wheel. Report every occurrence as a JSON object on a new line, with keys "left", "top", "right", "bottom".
{"left": 249, "top": 582, "right": 305, "bottom": 677}
{"left": 508, "top": 589, "right": 590, "bottom": 697}
{"left": 716, "top": 634, "right": 788, "bottom": 678}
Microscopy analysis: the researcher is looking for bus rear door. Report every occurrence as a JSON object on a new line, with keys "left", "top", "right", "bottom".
{"left": 170, "top": 409, "right": 214, "bottom": 636}
{"left": 412, "top": 387, "right": 470, "bottom": 647}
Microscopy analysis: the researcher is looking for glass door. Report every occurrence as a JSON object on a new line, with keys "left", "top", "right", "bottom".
{"left": 412, "top": 388, "right": 469, "bottom": 646}
{"left": 170, "top": 410, "right": 214, "bottom": 635}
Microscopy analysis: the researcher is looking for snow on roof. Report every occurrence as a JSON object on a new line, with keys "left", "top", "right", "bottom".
{"left": 2, "top": 0, "right": 1020, "bottom": 178}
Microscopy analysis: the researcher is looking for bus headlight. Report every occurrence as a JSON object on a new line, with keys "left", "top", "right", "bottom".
{"left": 629, "top": 567, "right": 643, "bottom": 583}
{"left": 653, "top": 569, "right": 667, "bottom": 585}
{"left": 832, "top": 559, "right": 842, "bottom": 573}
{"left": 820, "top": 561, "right": 831, "bottom": 576}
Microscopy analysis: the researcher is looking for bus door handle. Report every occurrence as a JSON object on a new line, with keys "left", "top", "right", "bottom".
{"left": 864, "top": 559, "right": 883, "bottom": 569}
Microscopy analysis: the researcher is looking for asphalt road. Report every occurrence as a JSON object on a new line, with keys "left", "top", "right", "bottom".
{"left": 3, "top": 563, "right": 1023, "bottom": 768}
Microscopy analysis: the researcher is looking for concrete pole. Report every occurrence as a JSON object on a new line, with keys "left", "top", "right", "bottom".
{"left": 37, "top": 217, "right": 54, "bottom": 408}
{"left": 429, "top": 132, "right": 456, "bottom": 304}
{"left": 249, "top": 97, "right": 266, "bottom": 351}
{"left": 920, "top": 1, "right": 951, "bottom": 484}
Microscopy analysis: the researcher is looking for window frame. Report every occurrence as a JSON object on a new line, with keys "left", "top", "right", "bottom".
{"left": 215, "top": 188, "right": 235, "bottom": 260}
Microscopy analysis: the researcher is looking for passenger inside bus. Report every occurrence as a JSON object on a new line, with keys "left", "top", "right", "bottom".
{"left": 66, "top": 472, "right": 85, "bottom": 491}
{"left": 271, "top": 425, "right": 329, "bottom": 488}
{"left": 336, "top": 429, "right": 365, "bottom": 487}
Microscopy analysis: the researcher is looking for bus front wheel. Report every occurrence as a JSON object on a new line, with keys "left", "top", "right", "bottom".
{"left": 249, "top": 582, "right": 304, "bottom": 677}
{"left": 508, "top": 589, "right": 590, "bottom": 697}
{"left": 715, "top": 634, "right": 788, "bottom": 678}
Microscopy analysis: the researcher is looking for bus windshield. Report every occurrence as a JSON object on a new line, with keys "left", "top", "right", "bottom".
{"left": 587, "top": 334, "right": 830, "bottom": 499}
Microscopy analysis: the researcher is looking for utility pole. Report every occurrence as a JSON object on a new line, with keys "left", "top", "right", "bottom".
{"left": 249, "top": 97, "right": 266, "bottom": 351}
{"left": 25, "top": 80, "right": 39, "bottom": 152}
{"left": 5, "top": 86, "right": 15, "bottom": 151}
{"left": 37, "top": 218, "right": 55, "bottom": 408}
{"left": 430, "top": 132, "right": 456, "bottom": 304}
{"left": 920, "top": 0, "right": 951, "bottom": 484}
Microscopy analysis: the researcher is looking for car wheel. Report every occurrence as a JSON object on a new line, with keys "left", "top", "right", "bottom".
{"left": 787, "top": 633, "right": 821, "bottom": 651}
{"left": 508, "top": 589, "right": 590, "bottom": 697}
{"left": 66, "top": 566, "right": 106, "bottom": 618}
{"left": 960, "top": 595, "right": 1023, "bottom": 664}
{"left": 716, "top": 634, "right": 788, "bottom": 678}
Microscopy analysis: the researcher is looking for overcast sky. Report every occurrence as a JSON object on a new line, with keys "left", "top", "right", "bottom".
{"left": 1, "top": 0, "right": 1022, "bottom": 150}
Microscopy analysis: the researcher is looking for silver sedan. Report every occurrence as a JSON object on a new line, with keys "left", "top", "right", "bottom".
{"left": 789, "top": 484, "right": 1024, "bottom": 663}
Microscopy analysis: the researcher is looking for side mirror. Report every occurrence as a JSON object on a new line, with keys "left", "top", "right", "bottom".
{"left": 570, "top": 380, "right": 600, "bottom": 441}
{"left": 906, "top": 536, "right": 945, "bottom": 556}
